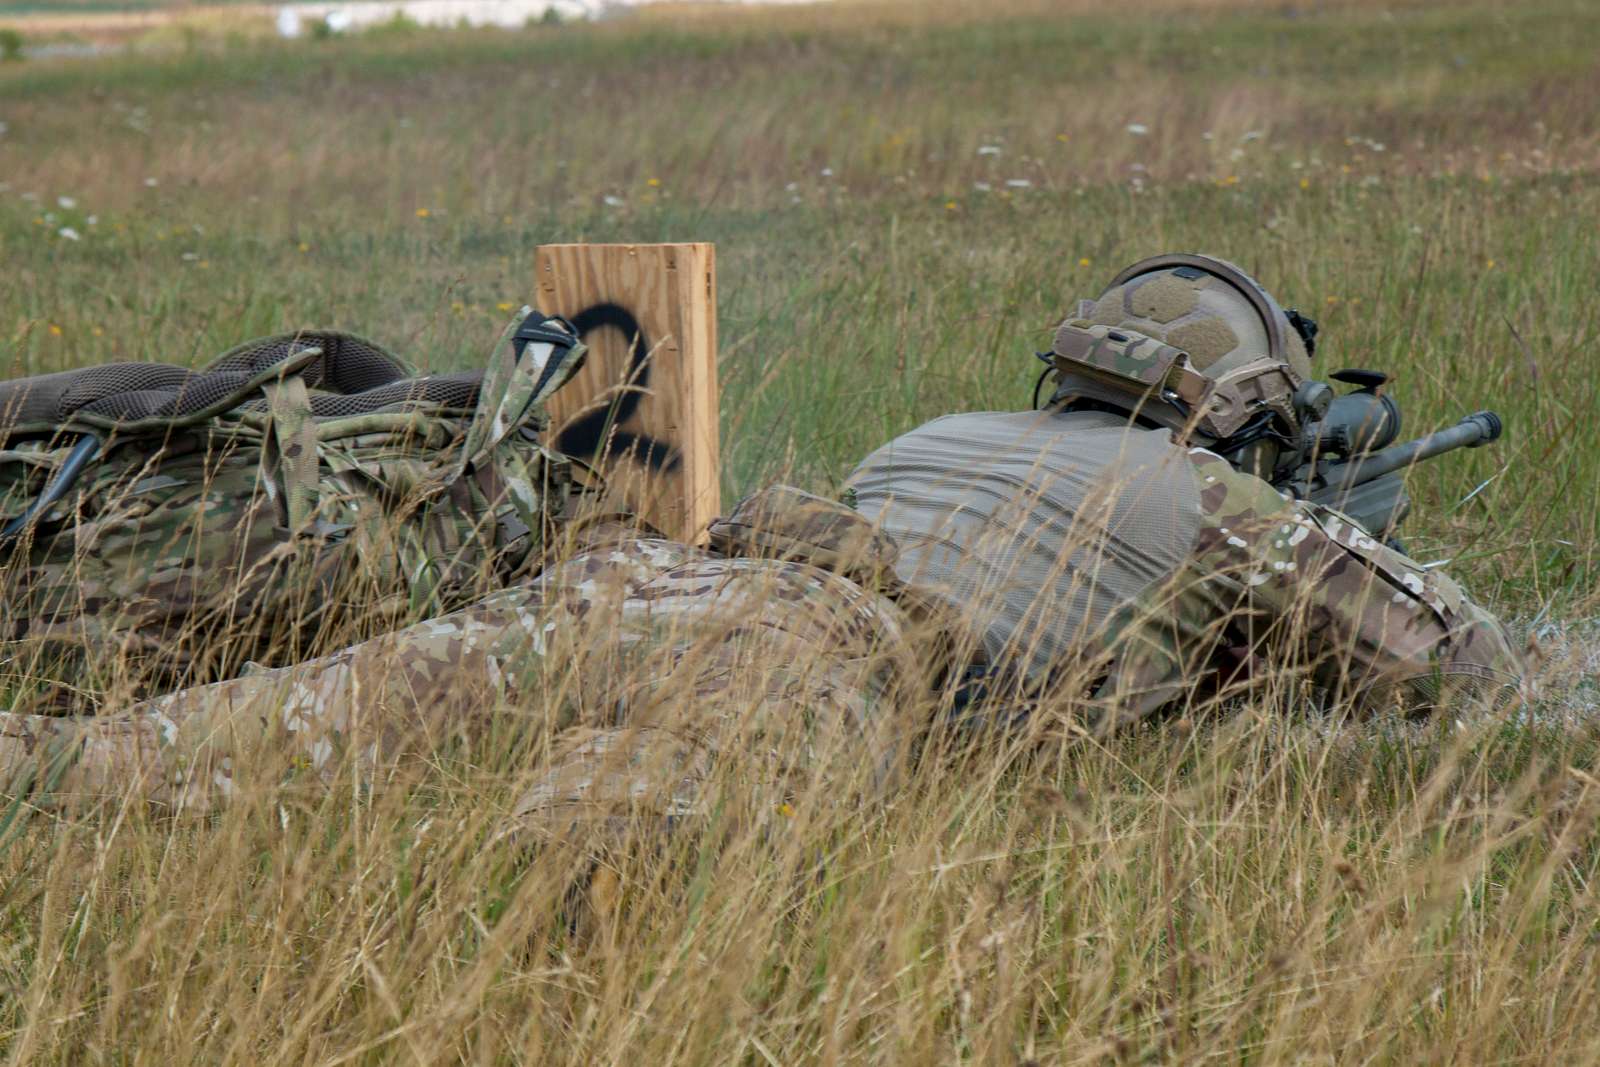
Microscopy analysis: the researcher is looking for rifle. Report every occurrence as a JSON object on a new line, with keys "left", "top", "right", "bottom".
{"left": 1274, "top": 369, "right": 1504, "bottom": 549}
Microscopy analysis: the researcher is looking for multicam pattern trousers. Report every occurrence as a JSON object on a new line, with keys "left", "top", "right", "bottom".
{"left": 0, "top": 532, "right": 921, "bottom": 836}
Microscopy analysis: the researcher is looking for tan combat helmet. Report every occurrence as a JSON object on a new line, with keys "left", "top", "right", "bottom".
{"left": 1046, "top": 254, "right": 1327, "bottom": 475}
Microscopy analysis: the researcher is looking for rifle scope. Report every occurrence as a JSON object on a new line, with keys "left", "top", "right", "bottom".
{"left": 1316, "top": 389, "right": 1402, "bottom": 455}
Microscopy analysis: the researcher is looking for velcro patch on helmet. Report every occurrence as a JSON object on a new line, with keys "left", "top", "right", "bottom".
{"left": 1166, "top": 317, "right": 1241, "bottom": 370}
{"left": 1128, "top": 274, "right": 1199, "bottom": 324}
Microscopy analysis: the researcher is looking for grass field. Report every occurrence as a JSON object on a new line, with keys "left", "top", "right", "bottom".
{"left": 2, "top": 0, "right": 1600, "bottom": 1062}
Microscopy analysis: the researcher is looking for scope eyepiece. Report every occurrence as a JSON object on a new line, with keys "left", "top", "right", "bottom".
{"left": 1317, "top": 390, "right": 1402, "bottom": 455}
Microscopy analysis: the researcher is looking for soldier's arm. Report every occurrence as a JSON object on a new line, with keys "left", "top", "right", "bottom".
{"left": 1184, "top": 449, "right": 1526, "bottom": 715}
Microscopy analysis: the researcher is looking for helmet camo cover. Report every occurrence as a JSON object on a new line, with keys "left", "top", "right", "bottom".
{"left": 1049, "top": 253, "right": 1313, "bottom": 439}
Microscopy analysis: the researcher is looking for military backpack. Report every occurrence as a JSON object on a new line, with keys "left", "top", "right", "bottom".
{"left": 0, "top": 310, "right": 584, "bottom": 709}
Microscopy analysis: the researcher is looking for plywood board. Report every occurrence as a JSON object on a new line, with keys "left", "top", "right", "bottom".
{"left": 536, "top": 243, "right": 720, "bottom": 542}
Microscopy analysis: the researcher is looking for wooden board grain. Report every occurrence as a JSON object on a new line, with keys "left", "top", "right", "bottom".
{"left": 536, "top": 243, "right": 720, "bottom": 542}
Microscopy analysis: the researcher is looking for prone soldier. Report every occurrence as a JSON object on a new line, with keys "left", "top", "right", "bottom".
{"left": 0, "top": 255, "right": 1527, "bottom": 833}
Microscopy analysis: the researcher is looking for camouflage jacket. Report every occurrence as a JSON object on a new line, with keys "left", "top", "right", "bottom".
{"left": 0, "top": 410, "right": 1526, "bottom": 823}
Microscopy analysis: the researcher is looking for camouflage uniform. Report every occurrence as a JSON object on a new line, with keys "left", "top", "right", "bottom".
{"left": 0, "top": 410, "right": 1523, "bottom": 825}
{"left": 847, "top": 410, "right": 1524, "bottom": 725}
{"left": 0, "top": 521, "right": 920, "bottom": 831}
{"left": 0, "top": 256, "right": 1527, "bottom": 826}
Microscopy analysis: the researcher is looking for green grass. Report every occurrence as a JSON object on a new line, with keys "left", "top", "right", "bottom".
{"left": 1, "top": 0, "right": 1598, "bottom": 1062}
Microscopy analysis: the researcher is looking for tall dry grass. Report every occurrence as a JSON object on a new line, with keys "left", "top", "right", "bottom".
{"left": 0, "top": 0, "right": 1597, "bottom": 1061}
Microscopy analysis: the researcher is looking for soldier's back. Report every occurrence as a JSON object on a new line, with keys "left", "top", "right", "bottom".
{"left": 847, "top": 409, "right": 1204, "bottom": 683}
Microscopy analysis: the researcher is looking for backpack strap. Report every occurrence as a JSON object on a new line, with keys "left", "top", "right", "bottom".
{"left": 458, "top": 309, "right": 584, "bottom": 475}
{"left": 259, "top": 362, "right": 321, "bottom": 537}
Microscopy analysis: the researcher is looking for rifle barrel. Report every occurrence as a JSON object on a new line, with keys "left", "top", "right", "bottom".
{"left": 1320, "top": 411, "right": 1502, "bottom": 494}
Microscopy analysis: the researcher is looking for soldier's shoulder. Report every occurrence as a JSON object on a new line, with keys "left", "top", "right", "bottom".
{"left": 1183, "top": 446, "right": 1293, "bottom": 523}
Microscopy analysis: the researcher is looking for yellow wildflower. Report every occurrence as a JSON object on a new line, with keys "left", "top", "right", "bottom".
{"left": 48, "top": 324, "right": 63, "bottom": 336}
{"left": 496, "top": 301, "right": 516, "bottom": 312}
{"left": 415, "top": 207, "right": 431, "bottom": 219}
{"left": 1078, "top": 257, "right": 1091, "bottom": 268}
{"left": 646, "top": 177, "right": 661, "bottom": 187}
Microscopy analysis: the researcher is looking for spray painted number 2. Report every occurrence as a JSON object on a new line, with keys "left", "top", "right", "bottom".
{"left": 553, "top": 302, "right": 682, "bottom": 473}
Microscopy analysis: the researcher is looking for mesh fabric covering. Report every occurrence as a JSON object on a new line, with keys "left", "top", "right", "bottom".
{"left": 0, "top": 335, "right": 471, "bottom": 432}
{"left": 239, "top": 371, "right": 483, "bottom": 417}
{"left": 846, "top": 409, "right": 1202, "bottom": 680}
{"left": 1366, "top": 671, "right": 1521, "bottom": 716}
{"left": 206, "top": 331, "right": 410, "bottom": 394}
{"left": 76, "top": 371, "right": 256, "bottom": 422}
{"left": 0, "top": 364, "right": 202, "bottom": 432}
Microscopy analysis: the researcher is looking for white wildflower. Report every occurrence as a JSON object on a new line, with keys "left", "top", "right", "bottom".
{"left": 973, "top": 181, "right": 992, "bottom": 192}
{"left": 143, "top": 177, "right": 158, "bottom": 187}
{"left": 57, "top": 196, "right": 76, "bottom": 209}
{"left": 181, "top": 251, "right": 199, "bottom": 261}
{"left": 57, "top": 227, "right": 81, "bottom": 241}
{"left": 977, "top": 145, "right": 1002, "bottom": 156}
{"left": 1241, "top": 129, "right": 1265, "bottom": 142}
{"left": 1126, "top": 123, "right": 1149, "bottom": 136}
{"left": 1004, "top": 178, "right": 1032, "bottom": 189}
{"left": 602, "top": 195, "right": 623, "bottom": 207}
{"left": 820, "top": 167, "right": 834, "bottom": 177}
